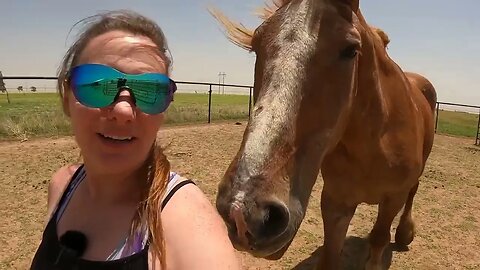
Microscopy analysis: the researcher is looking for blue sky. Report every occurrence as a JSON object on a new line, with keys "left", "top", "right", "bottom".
{"left": 0, "top": 0, "right": 479, "bottom": 105}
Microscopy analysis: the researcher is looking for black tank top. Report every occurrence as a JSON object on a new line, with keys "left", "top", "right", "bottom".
{"left": 30, "top": 165, "right": 195, "bottom": 270}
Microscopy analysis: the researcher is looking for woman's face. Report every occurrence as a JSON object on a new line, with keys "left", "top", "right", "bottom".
{"left": 64, "top": 30, "right": 168, "bottom": 175}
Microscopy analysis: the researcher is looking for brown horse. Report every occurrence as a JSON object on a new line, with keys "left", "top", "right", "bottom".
{"left": 211, "top": 0, "right": 437, "bottom": 269}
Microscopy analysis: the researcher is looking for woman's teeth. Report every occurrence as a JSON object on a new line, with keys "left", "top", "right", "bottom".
{"left": 101, "top": 134, "right": 133, "bottom": 141}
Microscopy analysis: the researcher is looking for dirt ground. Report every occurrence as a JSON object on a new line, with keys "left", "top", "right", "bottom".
{"left": 0, "top": 122, "right": 479, "bottom": 270}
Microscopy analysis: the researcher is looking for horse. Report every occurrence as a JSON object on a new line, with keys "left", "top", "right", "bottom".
{"left": 211, "top": 0, "right": 437, "bottom": 269}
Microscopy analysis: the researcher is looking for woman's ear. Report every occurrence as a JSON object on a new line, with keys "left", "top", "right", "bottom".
{"left": 62, "top": 81, "right": 71, "bottom": 117}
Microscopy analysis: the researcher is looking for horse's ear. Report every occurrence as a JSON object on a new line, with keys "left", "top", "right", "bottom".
{"left": 339, "top": 0, "right": 359, "bottom": 12}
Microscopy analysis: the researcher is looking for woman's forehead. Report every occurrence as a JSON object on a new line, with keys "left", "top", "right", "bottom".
{"left": 77, "top": 30, "right": 167, "bottom": 74}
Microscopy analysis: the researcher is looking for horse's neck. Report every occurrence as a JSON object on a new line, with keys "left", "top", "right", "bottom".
{"left": 346, "top": 13, "right": 409, "bottom": 139}
{"left": 354, "top": 31, "right": 387, "bottom": 116}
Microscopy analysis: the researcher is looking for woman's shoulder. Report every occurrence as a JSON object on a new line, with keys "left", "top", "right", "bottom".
{"left": 161, "top": 175, "right": 240, "bottom": 269}
{"left": 46, "top": 164, "right": 82, "bottom": 222}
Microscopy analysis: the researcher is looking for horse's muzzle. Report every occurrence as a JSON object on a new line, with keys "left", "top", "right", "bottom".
{"left": 218, "top": 195, "right": 291, "bottom": 256}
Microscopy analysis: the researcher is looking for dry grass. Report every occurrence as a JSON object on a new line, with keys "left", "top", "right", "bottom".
{"left": 0, "top": 123, "right": 479, "bottom": 269}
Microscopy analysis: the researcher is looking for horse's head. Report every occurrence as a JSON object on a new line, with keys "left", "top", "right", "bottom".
{"left": 212, "top": 0, "right": 376, "bottom": 258}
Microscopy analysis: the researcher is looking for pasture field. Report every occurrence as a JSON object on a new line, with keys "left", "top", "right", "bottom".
{"left": 436, "top": 110, "right": 479, "bottom": 138}
{"left": 0, "top": 92, "right": 251, "bottom": 139}
{"left": 1, "top": 92, "right": 479, "bottom": 141}
{"left": 0, "top": 122, "right": 479, "bottom": 269}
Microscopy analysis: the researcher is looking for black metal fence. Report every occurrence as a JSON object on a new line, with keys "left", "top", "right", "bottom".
{"left": 1, "top": 76, "right": 254, "bottom": 123}
{"left": 170, "top": 81, "right": 253, "bottom": 123}
{"left": 435, "top": 102, "right": 480, "bottom": 146}
{"left": 2, "top": 76, "right": 479, "bottom": 145}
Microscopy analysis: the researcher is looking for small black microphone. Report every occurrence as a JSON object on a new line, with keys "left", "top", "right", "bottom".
{"left": 59, "top": 230, "right": 88, "bottom": 256}
{"left": 55, "top": 230, "right": 88, "bottom": 267}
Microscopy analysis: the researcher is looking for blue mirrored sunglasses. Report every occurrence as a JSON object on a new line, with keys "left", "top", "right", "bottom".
{"left": 69, "top": 63, "right": 177, "bottom": 115}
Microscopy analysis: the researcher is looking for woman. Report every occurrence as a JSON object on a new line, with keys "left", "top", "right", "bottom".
{"left": 30, "top": 10, "right": 240, "bottom": 270}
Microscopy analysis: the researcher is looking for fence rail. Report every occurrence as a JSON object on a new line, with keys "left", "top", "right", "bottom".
{"left": 435, "top": 102, "right": 480, "bottom": 145}
{"left": 2, "top": 76, "right": 479, "bottom": 145}
{"left": 1, "top": 76, "right": 254, "bottom": 122}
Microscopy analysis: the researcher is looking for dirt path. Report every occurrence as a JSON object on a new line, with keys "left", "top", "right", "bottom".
{"left": 1, "top": 122, "right": 479, "bottom": 269}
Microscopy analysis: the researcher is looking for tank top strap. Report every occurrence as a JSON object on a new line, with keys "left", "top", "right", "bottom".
{"left": 53, "top": 165, "right": 86, "bottom": 224}
{"left": 161, "top": 172, "right": 195, "bottom": 211}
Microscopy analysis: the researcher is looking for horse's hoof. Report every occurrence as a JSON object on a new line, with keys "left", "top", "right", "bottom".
{"left": 395, "top": 220, "right": 415, "bottom": 246}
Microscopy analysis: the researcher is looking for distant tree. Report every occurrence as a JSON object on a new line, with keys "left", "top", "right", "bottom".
{"left": 30, "top": 86, "right": 37, "bottom": 92}
{"left": 17, "top": 86, "right": 23, "bottom": 92}
{"left": 0, "top": 71, "right": 10, "bottom": 103}
{"left": 0, "top": 71, "right": 6, "bottom": 93}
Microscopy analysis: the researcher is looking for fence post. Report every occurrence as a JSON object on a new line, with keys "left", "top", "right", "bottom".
{"left": 208, "top": 84, "right": 212, "bottom": 124}
{"left": 434, "top": 102, "right": 440, "bottom": 133}
{"left": 248, "top": 87, "right": 253, "bottom": 119}
{"left": 476, "top": 109, "right": 480, "bottom": 146}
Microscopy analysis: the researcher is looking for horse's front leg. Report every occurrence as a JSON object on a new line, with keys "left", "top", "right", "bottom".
{"left": 317, "top": 188, "right": 357, "bottom": 270}
{"left": 365, "top": 192, "right": 409, "bottom": 270}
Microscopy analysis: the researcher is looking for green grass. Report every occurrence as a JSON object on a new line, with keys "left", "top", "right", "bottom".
{"left": 0, "top": 93, "right": 69, "bottom": 139}
{"left": 1, "top": 92, "right": 478, "bottom": 140}
{"left": 0, "top": 92, "right": 251, "bottom": 140}
{"left": 436, "top": 110, "right": 479, "bottom": 138}
{"left": 165, "top": 93, "right": 251, "bottom": 124}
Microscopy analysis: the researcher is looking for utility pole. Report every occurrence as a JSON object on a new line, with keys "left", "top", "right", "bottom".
{"left": 218, "top": 72, "right": 226, "bottom": 94}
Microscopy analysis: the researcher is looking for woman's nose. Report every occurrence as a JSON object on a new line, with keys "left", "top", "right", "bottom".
{"left": 106, "top": 89, "right": 136, "bottom": 123}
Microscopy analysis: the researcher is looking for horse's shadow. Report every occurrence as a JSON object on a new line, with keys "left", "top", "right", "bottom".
{"left": 292, "top": 236, "right": 409, "bottom": 270}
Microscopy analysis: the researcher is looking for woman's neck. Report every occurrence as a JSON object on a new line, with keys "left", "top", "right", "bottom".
{"left": 81, "top": 162, "right": 148, "bottom": 205}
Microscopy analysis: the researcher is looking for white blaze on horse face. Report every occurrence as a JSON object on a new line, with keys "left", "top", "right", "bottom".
{"left": 233, "top": 191, "right": 245, "bottom": 205}
{"left": 237, "top": 1, "right": 321, "bottom": 187}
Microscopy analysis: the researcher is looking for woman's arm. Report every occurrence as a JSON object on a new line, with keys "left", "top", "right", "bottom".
{"left": 161, "top": 182, "right": 241, "bottom": 270}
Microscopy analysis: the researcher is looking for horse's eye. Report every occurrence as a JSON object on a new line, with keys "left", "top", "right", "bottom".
{"left": 340, "top": 44, "right": 359, "bottom": 59}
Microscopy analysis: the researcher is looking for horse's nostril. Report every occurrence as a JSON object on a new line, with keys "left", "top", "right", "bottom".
{"left": 261, "top": 201, "right": 290, "bottom": 239}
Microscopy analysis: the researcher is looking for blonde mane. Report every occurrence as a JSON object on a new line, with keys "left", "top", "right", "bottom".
{"left": 209, "top": 0, "right": 391, "bottom": 51}
{"left": 371, "top": 27, "right": 391, "bottom": 48}
{"left": 209, "top": 0, "right": 292, "bottom": 51}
